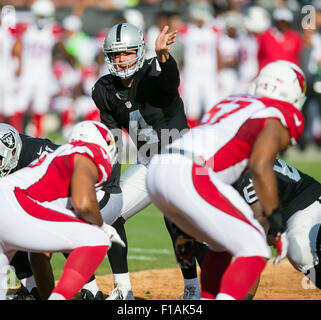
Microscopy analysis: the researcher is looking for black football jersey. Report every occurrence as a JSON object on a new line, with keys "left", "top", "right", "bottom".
{"left": 92, "top": 54, "right": 189, "bottom": 163}
{"left": 233, "top": 158, "right": 321, "bottom": 221}
{"left": 17, "top": 134, "right": 121, "bottom": 193}
{"left": 17, "top": 134, "right": 60, "bottom": 170}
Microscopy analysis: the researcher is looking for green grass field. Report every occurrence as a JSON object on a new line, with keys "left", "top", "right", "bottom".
{"left": 50, "top": 157, "right": 321, "bottom": 280}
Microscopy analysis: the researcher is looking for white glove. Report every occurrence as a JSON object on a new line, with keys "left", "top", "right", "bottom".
{"left": 271, "top": 232, "right": 288, "bottom": 265}
{"left": 101, "top": 223, "right": 126, "bottom": 247}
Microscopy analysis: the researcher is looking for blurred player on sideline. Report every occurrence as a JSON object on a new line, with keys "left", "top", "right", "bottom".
{"left": 179, "top": 2, "right": 221, "bottom": 128}
{"left": 13, "top": 0, "right": 61, "bottom": 137}
{"left": 147, "top": 60, "right": 306, "bottom": 299}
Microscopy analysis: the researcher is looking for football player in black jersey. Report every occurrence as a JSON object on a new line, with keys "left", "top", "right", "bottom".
{"left": 92, "top": 22, "right": 206, "bottom": 299}
{"left": 0, "top": 123, "right": 122, "bottom": 300}
{"left": 233, "top": 158, "right": 321, "bottom": 298}
{"left": 171, "top": 158, "right": 321, "bottom": 299}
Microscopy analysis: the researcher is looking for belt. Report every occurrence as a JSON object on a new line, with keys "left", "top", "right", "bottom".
{"left": 165, "top": 147, "right": 206, "bottom": 167}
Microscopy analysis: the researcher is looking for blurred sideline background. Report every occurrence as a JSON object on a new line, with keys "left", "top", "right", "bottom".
{"left": 1, "top": 0, "right": 321, "bottom": 161}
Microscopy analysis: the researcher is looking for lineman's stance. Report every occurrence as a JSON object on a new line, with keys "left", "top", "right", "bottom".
{"left": 234, "top": 159, "right": 321, "bottom": 295}
{"left": 147, "top": 60, "right": 306, "bottom": 299}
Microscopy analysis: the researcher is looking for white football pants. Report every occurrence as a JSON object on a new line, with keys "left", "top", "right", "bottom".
{"left": 146, "top": 153, "right": 271, "bottom": 259}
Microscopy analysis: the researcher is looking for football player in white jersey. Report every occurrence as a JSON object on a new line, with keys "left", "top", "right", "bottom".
{"left": 238, "top": 6, "right": 271, "bottom": 94}
{"left": 0, "top": 121, "right": 124, "bottom": 300}
{"left": 179, "top": 2, "right": 221, "bottom": 128}
{"left": 217, "top": 12, "right": 242, "bottom": 99}
{"left": 14, "top": 0, "right": 61, "bottom": 137}
{"left": 0, "top": 19, "right": 18, "bottom": 127}
{"left": 146, "top": 60, "right": 307, "bottom": 300}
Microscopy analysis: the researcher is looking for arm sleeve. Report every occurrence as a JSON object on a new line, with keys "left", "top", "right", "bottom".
{"left": 42, "top": 139, "right": 60, "bottom": 151}
{"left": 92, "top": 83, "right": 119, "bottom": 130}
{"left": 73, "top": 142, "right": 113, "bottom": 187}
{"left": 158, "top": 54, "right": 180, "bottom": 94}
{"left": 91, "top": 82, "right": 123, "bottom": 164}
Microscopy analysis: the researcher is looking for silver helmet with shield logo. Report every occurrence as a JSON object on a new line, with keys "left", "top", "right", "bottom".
{"left": 0, "top": 124, "right": 22, "bottom": 177}
{"left": 103, "top": 23, "right": 145, "bottom": 79}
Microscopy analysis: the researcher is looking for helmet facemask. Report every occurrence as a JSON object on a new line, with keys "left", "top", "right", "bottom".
{"left": 0, "top": 126, "right": 22, "bottom": 178}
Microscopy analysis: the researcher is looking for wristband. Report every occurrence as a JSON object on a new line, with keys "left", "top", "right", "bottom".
{"left": 266, "top": 207, "right": 285, "bottom": 236}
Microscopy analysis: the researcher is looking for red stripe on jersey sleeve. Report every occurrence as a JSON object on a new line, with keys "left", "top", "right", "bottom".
{"left": 258, "top": 97, "right": 304, "bottom": 143}
{"left": 14, "top": 187, "right": 85, "bottom": 224}
{"left": 70, "top": 142, "right": 112, "bottom": 186}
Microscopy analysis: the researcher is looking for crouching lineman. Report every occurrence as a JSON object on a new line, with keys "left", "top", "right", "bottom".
{"left": 0, "top": 123, "right": 122, "bottom": 299}
{"left": 146, "top": 60, "right": 306, "bottom": 299}
{"left": 0, "top": 121, "right": 124, "bottom": 300}
{"left": 233, "top": 159, "right": 321, "bottom": 298}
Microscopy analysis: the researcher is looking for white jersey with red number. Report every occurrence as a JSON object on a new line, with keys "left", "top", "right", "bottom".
{"left": 0, "top": 27, "right": 15, "bottom": 81}
{"left": 239, "top": 33, "right": 259, "bottom": 93}
{"left": 20, "top": 23, "right": 59, "bottom": 81}
{"left": 2, "top": 141, "right": 112, "bottom": 217}
{"left": 169, "top": 95, "right": 304, "bottom": 184}
{"left": 180, "top": 23, "right": 220, "bottom": 75}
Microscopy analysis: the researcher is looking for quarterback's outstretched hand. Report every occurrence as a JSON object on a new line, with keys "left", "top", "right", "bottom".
{"left": 155, "top": 25, "right": 177, "bottom": 63}
{"left": 101, "top": 223, "right": 126, "bottom": 247}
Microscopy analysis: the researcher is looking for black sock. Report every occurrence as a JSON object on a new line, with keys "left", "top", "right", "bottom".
{"left": 108, "top": 217, "right": 128, "bottom": 273}
{"left": 195, "top": 241, "right": 209, "bottom": 267}
{"left": 164, "top": 217, "right": 199, "bottom": 279}
{"left": 10, "top": 251, "right": 34, "bottom": 280}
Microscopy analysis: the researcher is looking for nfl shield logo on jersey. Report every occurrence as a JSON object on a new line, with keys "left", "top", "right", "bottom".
{"left": 125, "top": 101, "right": 132, "bottom": 109}
{"left": 1, "top": 131, "right": 15, "bottom": 149}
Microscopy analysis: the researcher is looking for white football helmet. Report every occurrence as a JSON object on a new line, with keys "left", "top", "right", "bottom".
{"left": 0, "top": 124, "right": 22, "bottom": 177}
{"left": 254, "top": 60, "right": 307, "bottom": 110}
{"left": 31, "top": 0, "right": 55, "bottom": 29}
{"left": 103, "top": 23, "right": 145, "bottom": 79}
{"left": 67, "top": 121, "right": 118, "bottom": 166}
{"left": 188, "top": 2, "right": 214, "bottom": 22}
{"left": 244, "top": 6, "right": 271, "bottom": 34}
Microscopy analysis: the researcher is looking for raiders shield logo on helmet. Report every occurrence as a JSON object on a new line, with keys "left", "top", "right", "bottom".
{"left": 1, "top": 131, "right": 16, "bottom": 149}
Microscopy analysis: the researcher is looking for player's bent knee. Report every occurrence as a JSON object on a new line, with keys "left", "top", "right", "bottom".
{"left": 287, "top": 237, "right": 313, "bottom": 273}
{"left": 100, "top": 193, "right": 123, "bottom": 225}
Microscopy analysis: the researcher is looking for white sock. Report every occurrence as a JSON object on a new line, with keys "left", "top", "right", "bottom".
{"left": 20, "top": 276, "right": 37, "bottom": 292}
{"left": 113, "top": 273, "right": 131, "bottom": 289}
{"left": 216, "top": 293, "right": 235, "bottom": 300}
{"left": 48, "top": 293, "right": 66, "bottom": 300}
{"left": 82, "top": 278, "right": 99, "bottom": 295}
{"left": 184, "top": 277, "right": 200, "bottom": 288}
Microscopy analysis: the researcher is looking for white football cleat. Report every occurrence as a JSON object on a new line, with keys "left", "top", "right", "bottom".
{"left": 106, "top": 286, "right": 135, "bottom": 300}
{"left": 178, "top": 285, "right": 201, "bottom": 300}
